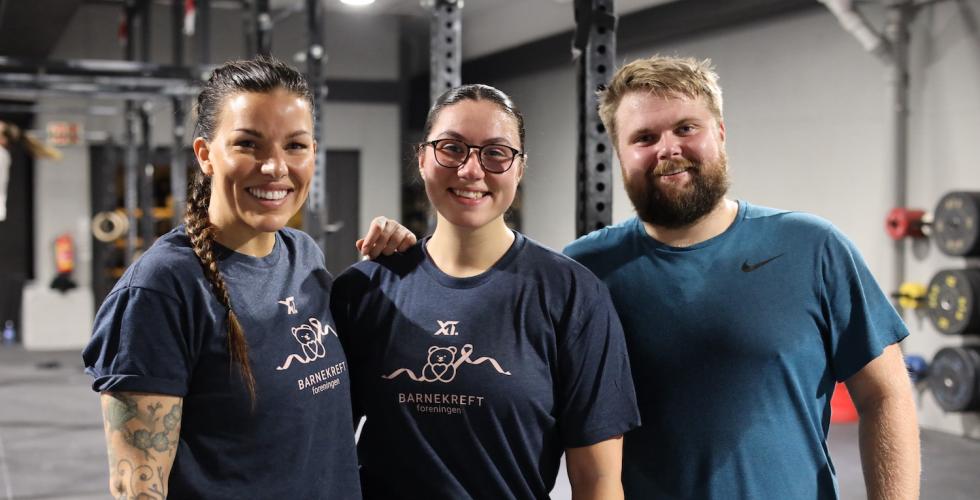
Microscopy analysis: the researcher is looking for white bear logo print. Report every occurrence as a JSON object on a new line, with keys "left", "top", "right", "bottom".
{"left": 276, "top": 318, "right": 337, "bottom": 370}
{"left": 422, "top": 346, "right": 458, "bottom": 382}
{"left": 382, "top": 344, "right": 511, "bottom": 383}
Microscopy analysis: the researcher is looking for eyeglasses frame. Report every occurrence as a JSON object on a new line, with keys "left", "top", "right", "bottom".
{"left": 419, "top": 138, "right": 527, "bottom": 174}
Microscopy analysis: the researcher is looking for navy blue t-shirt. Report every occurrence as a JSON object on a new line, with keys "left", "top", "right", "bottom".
{"left": 83, "top": 227, "right": 361, "bottom": 499}
{"left": 564, "top": 202, "right": 909, "bottom": 500}
{"left": 331, "top": 232, "right": 640, "bottom": 500}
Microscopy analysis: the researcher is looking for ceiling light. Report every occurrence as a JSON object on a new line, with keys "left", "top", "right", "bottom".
{"left": 339, "top": 0, "right": 375, "bottom": 6}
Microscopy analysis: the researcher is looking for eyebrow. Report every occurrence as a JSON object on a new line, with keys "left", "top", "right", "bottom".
{"left": 629, "top": 119, "right": 701, "bottom": 136}
{"left": 437, "top": 130, "right": 515, "bottom": 146}
{"left": 233, "top": 128, "right": 312, "bottom": 139}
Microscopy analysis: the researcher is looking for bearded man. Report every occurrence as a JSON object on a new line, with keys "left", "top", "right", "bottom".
{"left": 564, "top": 55, "right": 920, "bottom": 500}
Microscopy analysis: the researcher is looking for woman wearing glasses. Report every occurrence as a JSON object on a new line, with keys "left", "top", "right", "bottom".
{"left": 331, "top": 84, "right": 640, "bottom": 499}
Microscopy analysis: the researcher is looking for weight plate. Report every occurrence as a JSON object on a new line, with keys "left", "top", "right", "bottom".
{"left": 927, "top": 346, "right": 980, "bottom": 412}
{"left": 932, "top": 191, "right": 980, "bottom": 256}
{"left": 926, "top": 269, "right": 980, "bottom": 335}
{"left": 92, "top": 210, "right": 127, "bottom": 242}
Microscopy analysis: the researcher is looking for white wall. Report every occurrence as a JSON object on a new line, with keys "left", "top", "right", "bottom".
{"left": 496, "top": 3, "right": 980, "bottom": 436}
{"left": 19, "top": 3, "right": 403, "bottom": 350}
{"left": 22, "top": 101, "right": 94, "bottom": 350}
{"left": 902, "top": 0, "right": 980, "bottom": 436}
{"left": 322, "top": 102, "right": 401, "bottom": 234}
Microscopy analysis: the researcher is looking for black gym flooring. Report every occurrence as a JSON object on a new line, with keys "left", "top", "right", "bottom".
{"left": 0, "top": 345, "right": 977, "bottom": 500}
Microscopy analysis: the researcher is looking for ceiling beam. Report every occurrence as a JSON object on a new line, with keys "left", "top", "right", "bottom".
{"left": 0, "top": 0, "right": 84, "bottom": 59}
{"left": 460, "top": 0, "right": 820, "bottom": 84}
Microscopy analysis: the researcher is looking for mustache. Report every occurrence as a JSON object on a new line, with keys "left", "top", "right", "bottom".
{"left": 652, "top": 158, "right": 697, "bottom": 177}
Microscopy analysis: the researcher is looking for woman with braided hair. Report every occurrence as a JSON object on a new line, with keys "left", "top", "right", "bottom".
{"left": 83, "top": 56, "right": 414, "bottom": 499}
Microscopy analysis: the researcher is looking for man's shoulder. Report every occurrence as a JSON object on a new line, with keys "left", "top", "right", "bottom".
{"left": 742, "top": 202, "right": 836, "bottom": 235}
{"left": 563, "top": 217, "right": 638, "bottom": 260}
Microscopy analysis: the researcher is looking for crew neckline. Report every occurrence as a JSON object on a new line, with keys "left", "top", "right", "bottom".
{"left": 634, "top": 200, "right": 747, "bottom": 252}
{"left": 213, "top": 230, "right": 284, "bottom": 270}
{"left": 420, "top": 231, "right": 525, "bottom": 289}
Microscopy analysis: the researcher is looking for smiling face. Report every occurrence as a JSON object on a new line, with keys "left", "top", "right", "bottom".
{"left": 193, "top": 89, "right": 315, "bottom": 242}
{"left": 614, "top": 91, "right": 729, "bottom": 228}
{"left": 419, "top": 99, "right": 524, "bottom": 232}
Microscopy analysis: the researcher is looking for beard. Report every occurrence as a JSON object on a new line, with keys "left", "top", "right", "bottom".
{"left": 624, "top": 151, "right": 730, "bottom": 229}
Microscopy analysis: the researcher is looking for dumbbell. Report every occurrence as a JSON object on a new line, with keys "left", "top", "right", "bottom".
{"left": 885, "top": 207, "right": 928, "bottom": 240}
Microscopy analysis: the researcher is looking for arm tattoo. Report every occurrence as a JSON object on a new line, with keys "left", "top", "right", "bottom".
{"left": 112, "top": 461, "right": 167, "bottom": 500}
{"left": 105, "top": 395, "right": 182, "bottom": 459}
{"left": 103, "top": 394, "right": 182, "bottom": 499}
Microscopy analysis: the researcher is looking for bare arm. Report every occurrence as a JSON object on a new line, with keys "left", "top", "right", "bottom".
{"left": 565, "top": 435, "right": 625, "bottom": 500}
{"left": 100, "top": 392, "right": 183, "bottom": 500}
{"left": 845, "top": 343, "right": 920, "bottom": 500}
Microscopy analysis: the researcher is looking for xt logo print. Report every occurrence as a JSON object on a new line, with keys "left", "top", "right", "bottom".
{"left": 277, "top": 318, "right": 337, "bottom": 370}
{"left": 435, "top": 320, "right": 459, "bottom": 336}
{"left": 277, "top": 296, "right": 298, "bottom": 314}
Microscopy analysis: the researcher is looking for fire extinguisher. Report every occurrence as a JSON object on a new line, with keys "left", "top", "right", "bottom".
{"left": 50, "top": 233, "right": 77, "bottom": 293}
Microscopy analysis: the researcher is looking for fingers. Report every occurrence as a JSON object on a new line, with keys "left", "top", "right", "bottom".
{"left": 395, "top": 229, "right": 417, "bottom": 253}
{"left": 379, "top": 225, "right": 417, "bottom": 256}
{"left": 356, "top": 217, "right": 387, "bottom": 258}
{"left": 359, "top": 216, "right": 400, "bottom": 260}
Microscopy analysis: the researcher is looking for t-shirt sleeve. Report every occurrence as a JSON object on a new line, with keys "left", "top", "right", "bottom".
{"left": 818, "top": 227, "right": 909, "bottom": 382}
{"left": 556, "top": 276, "right": 641, "bottom": 448}
{"left": 82, "top": 286, "right": 195, "bottom": 396}
{"left": 329, "top": 267, "right": 371, "bottom": 421}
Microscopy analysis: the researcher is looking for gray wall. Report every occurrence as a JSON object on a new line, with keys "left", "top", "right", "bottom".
{"left": 495, "top": 3, "right": 980, "bottom": 436}
{"left": 21, "top": 3, "right": 402, "bottom": 349}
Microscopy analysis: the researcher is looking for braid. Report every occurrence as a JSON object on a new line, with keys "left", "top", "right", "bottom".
{"left": 181, "top": 55, "right": 312, "bottom": 407}
{"left": 185, "top": 172, "right": 256, "bottom": 404}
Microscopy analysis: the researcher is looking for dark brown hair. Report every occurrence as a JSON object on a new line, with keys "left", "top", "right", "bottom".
{"left": 421, "top": 83, "right": 526, "bottom": 152}
{"left": 185, "top": 56, "right": 313, "bottom": 403}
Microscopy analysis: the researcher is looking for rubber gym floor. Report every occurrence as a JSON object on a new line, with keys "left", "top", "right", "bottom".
{"left": 1, "top": 345, "right": 978, "bottom": 500}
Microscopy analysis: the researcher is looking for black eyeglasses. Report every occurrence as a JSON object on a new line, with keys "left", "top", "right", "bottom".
{"left": 420, "top": 138, "right": 526, "bottom": 174}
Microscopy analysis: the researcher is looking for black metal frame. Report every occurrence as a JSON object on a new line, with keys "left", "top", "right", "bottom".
{"left": 429, "top": 0, "right": 462, "bottom": 104}
{"left": 304, "top": 0, "right": 330, "bottom": 249}
{"left": 574, "top": 0, "right": 616, "bottom": 236}
{"left": 255, "top": 0, "right": 272, "bottom": 57}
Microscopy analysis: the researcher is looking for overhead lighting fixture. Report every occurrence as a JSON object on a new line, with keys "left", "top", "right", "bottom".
{"left": 339, "top": 0, "right": 375, "bottom": 6}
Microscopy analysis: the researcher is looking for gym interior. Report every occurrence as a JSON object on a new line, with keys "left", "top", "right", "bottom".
{"left": 1, "top": 0, "right": 979, "bottom": 498}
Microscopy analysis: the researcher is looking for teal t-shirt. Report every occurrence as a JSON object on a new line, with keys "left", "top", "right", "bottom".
{"left": 564, "top": 201, "right": 908, "bottom": 499}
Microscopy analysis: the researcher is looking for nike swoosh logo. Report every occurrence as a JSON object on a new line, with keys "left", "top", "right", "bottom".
{"left": 741, "top": 254, "right": 784, "bottom": 272}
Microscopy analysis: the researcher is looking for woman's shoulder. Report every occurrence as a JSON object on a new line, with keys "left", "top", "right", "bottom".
{"left": 516, "top": 233, "right": 605, "bottom": 285}
{"left": 341, "top": 241, "right": 425, "bottom": 281}
{"left": 279, "top": 226, "right": 320, "bottom": 251}
{"left": 113, "top": 228, "right": 203, "bottom": 297}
